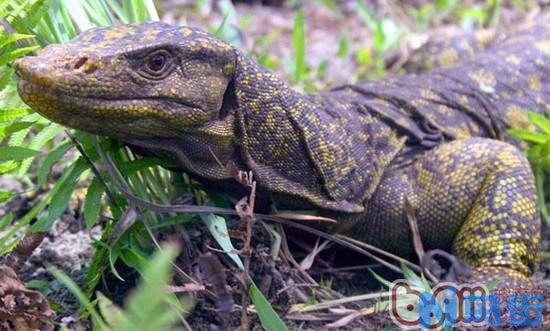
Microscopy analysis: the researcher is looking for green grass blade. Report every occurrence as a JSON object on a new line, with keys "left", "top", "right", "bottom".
{"left": 141, "top": 0, "right": 158, "bottom": 21}
{"left": 292, "top": 9, "right": 306, "bottom": 83}
{"left": 0, "top": 121, "right": 35, "bottom": 141}
{"left": 0, "top": 33, "right": 34, "bottom": 49}
{"left": 84, "top": 177, "right": 105, "bottom": 229}
{"left": 0, "top": 145, "right": 39, "bottom": 161}
{"left": 25, "top": 0, "right": 53, "bottom": 28}
{"left": 37, "top": 139, "right": 73, "bottom": 186}
{"left": 0, "top": 189, "right": 12, "bottom": 203}
{"left": 0, "top": 45, "right": 40, "bottom": 66}
{"left": 16, "top": 122, "right": 65, "bottom": 176}
{"left": 249, "top": 281, "right": 289, "bottom": 331}
{"left": 201, "top": 213, "right": 244, "bottom": 270}
{"left": 104, "top": 0, "right": 127, "bottom": 24}
{"left": 32, "top": 158, "right": 89, "bottom": 232}
{"left": 527, "top": 112, "right": 550, "bottom": 135}
{"left": 368, "top": 267, "right": 393, "bottom": 288}
{"left": 508, "top": 128, "right": 549, "bottom": 144}
{"left": 0, "top": 212, "right": 13, "bottom": 231}
{"left": 49, "top": 266, "right": 109, "bottom": 329}
{"left": 59, "top": 0, "right": 96, "bottom": 32}
{"left": 119, "top": 245, "right": 181, "bottom": 330}
{"left": 0, "top": 108, "right": 31, "bottom": 122}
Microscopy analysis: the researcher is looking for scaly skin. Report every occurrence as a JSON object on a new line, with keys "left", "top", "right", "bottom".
{"left": 15, "top": 16, "right": 550, "bottom": 288}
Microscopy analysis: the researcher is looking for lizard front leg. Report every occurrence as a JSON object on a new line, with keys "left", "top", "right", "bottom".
{"left": 410, "top": 138, "right": 540, "bottom": 287}
{"left": 356, "top": 138, "right": 540, "bottom": 287}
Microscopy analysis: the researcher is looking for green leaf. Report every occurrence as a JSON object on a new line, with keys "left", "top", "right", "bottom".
{"left": 118, "top": 157, "right": 165, "bottom": 175}
{"left": 318, "top": 0, "right": 339, "bottom": 12}
{"left": 58, "top": 0, "right": 98, "bottom": 32}
{"left": 508, "top": 128, "right": 549, "bottom": 144}
{"left": 0, "top": 146, "right": 39, "bottom": 161}
{"left": 0, "top": 189, "right": 12, "bottom": 203}
{"left": 108, "top": 242, "right": 126, "bottom": 282}
{"left": 0, "top": 67, "right": 14, "bottom": 91}
{"left": 214, "top": 12, "right": 230, "bottom": 38}
{"left": 37, "top": 140, "right": 73, "bottom": 186}
{"left": 55, "top": 1, "right": 78, "bottom": 39}
{"left": 368, "top": 267, "right": 393, "bottom": 288}
{"left": 355, "top": 0, "right": 377, "bottom": 30}
{"left": 17, "top": 122, "right": 65, "bottom": 177}
{"left": 2, "top": 0, "right": 33, "bottom": 25}
{"left": 0, "top": 195, "right": 53, "bottom": 254}
{"left": 249, "top": 281, "right": 289, "bottom": 331}
{"left": 356, "top": 47, "right": 373, "bottom": 68}
{"left": 25, "top": 0, "right": 53, "bottom": 29}
{"left": 118, "top": 245, "right": 181, "bottom": 330}
{"left": 292, "top": 9, "right": 306, "bottom": 83}
{"left": 201, "top": 214, "right": 244, "bottom": 270}
{"left": 32, "top": 158, "right": 89, "bottom": 232}
{"left": 379, "top": 19, "right": 401, "bottom": 51}
{"left": 0, "top": 1, "right": 12, "bottom": 18}
{"left": 0, "top": 34, "right": 33, "bottom": 53}
{"left": 527, "top": 112, "right": 550, "bottom": 135}
{"left": 0, "top": 45, "right": 40, "bottom": 66}
{"left": 141, "top": 0, "right": 159, "bottom": 21}
{"left": 0, "top": 108, "right": 31, "bottom": 123}
{"left": 49, "top": 265, "right": 109, "bottom": 329}
{"left": 84, "top": 178, "right": 105, "bottom": 229}
{"left": 401, "top": 263, "right": 431, "bottom": 291}
{"left": 0, "top": 212, "right": 13, "bottom": 231}
{"left": 0, "top": 121, "right": 36, "bottom": 140}
{"left": 534, "top": 167, "right": 550, "bottom": 225}
{"left": 119, "top": 247, "right": 148, "bottom": 273}
{"left": 0, "top": 162, "right": 18, "bottom": 174}
{"left": 214, "top": 0, "right": 239, "bottom": 45}
{"left": 97, "top": 292, "right": 129, "bottom": 327}
{"left": 336, "top": 32, "right": 349, "bottom": 59}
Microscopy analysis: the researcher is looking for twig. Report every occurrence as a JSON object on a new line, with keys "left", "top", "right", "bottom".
{"left": 326, "top": 301, "right": 389, "bottom": 329}
{"left": 404, "top": 197, "right": 438, "bottom": 283}
{"left": 234, "top": 173, "right": 257, "bottom": 331}
{"left": 66, "top": 131, "right": 118, "bottom": 206}
{"left": 92, "top": 137, "right": 427, "bottom": 287}
{"left": 91, "top": 136, "right": 206, "bottom": 291}
{"left": 334, "top": 234, "right": 422, "bottom": 272}
{"left": 166, "top": 284, "right": 205, "bottom": 293}
{"left": 290, "top": 290, "right": 389, "bottom": 313}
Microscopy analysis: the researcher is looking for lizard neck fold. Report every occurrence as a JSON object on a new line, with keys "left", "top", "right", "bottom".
{"left": 231, "top": 53, "right": 406, "bottom": 213}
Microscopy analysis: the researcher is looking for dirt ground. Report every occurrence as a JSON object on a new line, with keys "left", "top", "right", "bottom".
{"left": 1, "top": 0, "right": 549, "bottom": 330}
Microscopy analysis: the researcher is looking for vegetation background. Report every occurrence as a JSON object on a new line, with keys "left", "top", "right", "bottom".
{"left": 0, "top": 0, "right": 548, "bottom": 330}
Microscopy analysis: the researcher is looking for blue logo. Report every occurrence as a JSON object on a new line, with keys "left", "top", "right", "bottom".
{"left": 389, "top": 280, "right": 546, "bottom": 329}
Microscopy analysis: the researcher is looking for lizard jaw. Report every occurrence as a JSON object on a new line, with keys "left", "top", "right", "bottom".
{"left": 17, "top": 79, "right": 193, "bottom": 139}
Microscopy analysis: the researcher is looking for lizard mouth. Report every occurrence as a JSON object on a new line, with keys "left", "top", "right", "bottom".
{"left": 17, "top": 79, "right": 200, "bottom": 111}
{"left": 17, "top": 79, "right": 199, "bottom": 139}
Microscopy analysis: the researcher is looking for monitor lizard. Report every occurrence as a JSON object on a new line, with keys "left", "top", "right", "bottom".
{"left": 14, "top": 15, "right": 550, "bottom": 288}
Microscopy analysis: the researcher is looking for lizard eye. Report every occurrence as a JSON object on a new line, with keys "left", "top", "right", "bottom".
{"left": 147, "top": 53, "right": 166, "bottom": 72}
{"left": 141, "top": 50, "right": 173, "bottom": 78}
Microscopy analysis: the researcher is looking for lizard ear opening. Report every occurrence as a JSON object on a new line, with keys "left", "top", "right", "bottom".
{"left": 219, "top": 76, "right": 237, "bottom": 120}
{"left": 217, "top": 48, "right": 239, "bottom": 121}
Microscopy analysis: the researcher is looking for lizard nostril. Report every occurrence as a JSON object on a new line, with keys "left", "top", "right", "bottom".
{"left": 74, "top": 56, "right": 88, "bottom": 70}
{"left": 73, "top": 56, "right": 97, "bottom": 74}
{"left": 74, "top": 57, "right": 89, "bottom": 70}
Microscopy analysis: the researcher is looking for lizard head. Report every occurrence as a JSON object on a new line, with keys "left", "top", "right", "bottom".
{"left": 15, "top": 21, "right": 237, "bottom": 140}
